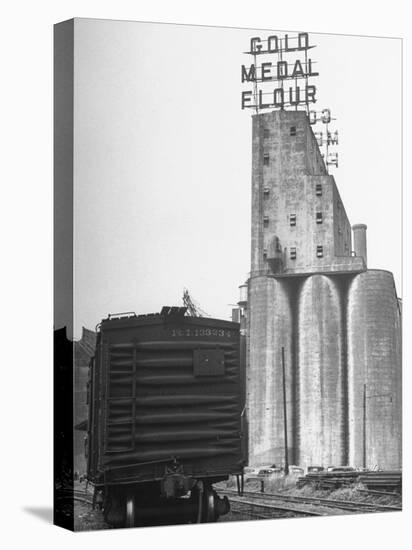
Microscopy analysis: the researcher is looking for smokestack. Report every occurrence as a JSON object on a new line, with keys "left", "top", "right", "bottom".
{"left": 352, "top": 224, "right": 367, "bottom": 267}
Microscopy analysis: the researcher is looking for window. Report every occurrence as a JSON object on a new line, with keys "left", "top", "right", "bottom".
{"left": 263, "top": 216, "right": 269, "bottom": 228}
{"left": 263, "top": 187, "right": 270, "bottom": 199}
{"left": 290, "top": 214, "right": 296, "bottom": 226}
{"left": 316, "top": 183, "right": 322, "bottom": 196}
{"left": 290, "top": 247, "right": 297, "bottom": 260}
{"left": 316, "top": 245, "right": 323, "bottom": 258}
{"left": 264, "top": 128, "right": 270, "bottom": 139}
{"left": 263, "top": 249, "right": 267, "bottom": 260}
{"left": 290, "top": 126, "right": 296, "bottom": 136}
{"left": 316, "top": 212, "right": 323, "bottom": 224}
{"left": 263, "top": 153, "right": 270, "bottom": 166}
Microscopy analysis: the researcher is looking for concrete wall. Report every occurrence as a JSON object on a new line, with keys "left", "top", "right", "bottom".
{"left": 296, "top": 275, "right": 346, "bottom": 468}
{"left": 304, "top": 117, "right": 327, "bottom": 174}
{"left": 280, "top": 174, "right": 353, "bottom": 273}
{"left": 251, "top": 111, "right": 320, "bottom": 275}
{"left": 247, "top": 276, "right": 294, "bottom": 466}
{"left": 352, "top": 224, "right": 368, "bottom": 266}
{"left": 332, "top": 185, "right": 352, "bottom": 257}
{"left": 251, "top": 110, "right": 362, "bottom": 278}
{"left": 347, "top": 270, "right": 402, "bottom": 469}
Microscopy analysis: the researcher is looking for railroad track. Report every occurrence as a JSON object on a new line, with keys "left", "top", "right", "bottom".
{"left": 221, "top": 489, "right": 402, "bottom": 515}
{"left": 56, "top": 488, "right": 94, "bottom": 506}
{"left": 228, "top": 496, "right": 326, "bottom": 519}
{"left": 357, "top": 488, "right": 401, "bottom": 498}
{"left": 57, "top": 486, "right": 402, "bottom": 520}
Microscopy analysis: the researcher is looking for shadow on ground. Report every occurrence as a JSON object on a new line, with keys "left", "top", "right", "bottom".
{"left": 23, "top": 507, "right": 53, "bottom": 524}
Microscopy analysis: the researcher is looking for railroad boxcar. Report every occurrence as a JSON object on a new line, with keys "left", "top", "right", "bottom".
{"left": 86, "top": 307, "right": 245, "bottom": 527}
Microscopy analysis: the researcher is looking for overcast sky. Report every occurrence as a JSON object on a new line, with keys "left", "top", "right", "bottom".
{"left": 70, "top": 18, "right": 401, "bottom": 339}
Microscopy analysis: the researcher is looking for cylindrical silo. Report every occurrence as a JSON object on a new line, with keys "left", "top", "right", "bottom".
{"left": 247, "top": 276, "right": 294, "bottom": 466}
{"left": 352, "top": 224, "right": 368, "bottom": 266}
{"left": 347, "top": 270, "right": 401, "bottom": 470}
{"left": 296, "top": 275, "right": 345, "bottom": 469}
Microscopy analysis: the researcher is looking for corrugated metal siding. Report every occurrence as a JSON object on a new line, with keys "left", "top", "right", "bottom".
{"left": 88, "top": 316, "right": 243, "bottom": 483}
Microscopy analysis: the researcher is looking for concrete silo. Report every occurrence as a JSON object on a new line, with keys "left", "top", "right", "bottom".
{"left": 247, "top": 276, "right": 294, "bottom": 466}
{"left": 296, "top": 275, "right": 346, "bottom": 469}
{"left": 347, "top": 270, "right": 402, "bottom": 469}
{"left": 245, "top": 107, "right": 400, "bottom": 471}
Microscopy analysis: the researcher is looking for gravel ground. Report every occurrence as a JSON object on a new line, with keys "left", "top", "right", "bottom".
{"left": 74, "top": 501, "right": 111, "bottom": 531}
{"left": 71, "top": 478, "right": 402, "bottom": 530}
{"left": 216, "top": 478, "right": 402, "bottom": 523}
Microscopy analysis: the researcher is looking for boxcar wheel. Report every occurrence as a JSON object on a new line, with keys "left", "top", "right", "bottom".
{"left": 203, "top": 486, "right": 217, "bottom": 522}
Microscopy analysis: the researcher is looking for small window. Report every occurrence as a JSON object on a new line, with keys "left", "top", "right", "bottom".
{"left": 316, "top": 183, "right": 322, "bottom": 196}
{"left": 263, "top": 216, "right": 269, "bottom": 228}
{"left": 263, "top": 249, "right": 267, "bottom": 260}
{"left": 263, "top": 187, "right": 270, "bottom": 199}
{"left": 316, "top": 245, "right": 323, "bottom": 258}
{"left": 263, "top": 153, "right": 270, "bottom": 166}
{"left": 290, "top": 126, "right": 296, "bottom": 136}
{"left": 290, "top": 214, "right": 296, "bottom": 226}
{"left": 290, "top": 247, "right": 297, "bottom": 260}
{"left": 316, "top": 212, "right": 323, "bottom": 224}
{"left": 264, "top": 128, "right": 270, "bottom": 139}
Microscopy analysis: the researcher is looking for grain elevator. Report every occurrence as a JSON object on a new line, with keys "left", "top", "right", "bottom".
{"left": 244, "top": 109, "right": 401, "bottom": 471}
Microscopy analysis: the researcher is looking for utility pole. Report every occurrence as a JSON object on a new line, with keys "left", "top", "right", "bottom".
{"left": 363, "top": 383, "right": 366, "bottom": 469}
{"left": 281, "top": 347, "right": 289, "bottom": 475}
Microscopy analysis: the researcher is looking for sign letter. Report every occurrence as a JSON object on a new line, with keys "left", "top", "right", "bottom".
{"left": 241, "top": 91, "right": 253, "bottom": 110}
{"left": 284, "top": 34, "right": 291, "bottom": 51}
{"left": 306, "top": 85, "right": 317, "bottom": 104}
{"left": 250, "top": 37, "right": 262, "bottom": 53}
{"left": 288, "top": 86, "right": 301, "bottom": 106}
{"left": 261, "top": 62, "right": 272, "bottom": 81}
{"left": 277, "top": 61, "right": 288, "bottom": 79}
{"left": 274, "top": 88, "right": 284, "bottom": 108}
{"left": 298, "top": 32, "right": 309, "bottom": 50}
{"left": 242, "top": 64, "right": 256, "bottom": 82}
{"left": 259, "top": 90, "right": 271, "bottom": 109}
{"left": 292, "top": 60, "right": 304, "bottom": 78}
{"left": 267, "top": 35, "right": 279, "bottom": 53}
{"left": 308, "top": 59, "right": 319, "bottom": 77}
{"left": 309, "top": 111, "right": 317, "bottom": 124}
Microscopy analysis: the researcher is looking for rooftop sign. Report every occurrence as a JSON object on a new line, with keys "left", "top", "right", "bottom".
{"left": 241, "top": 32, "right": 319, "bottom": 112}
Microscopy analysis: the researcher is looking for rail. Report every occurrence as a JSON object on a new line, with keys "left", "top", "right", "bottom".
{"left": 221, "top": 488, "right": 402, "bottom": 514}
